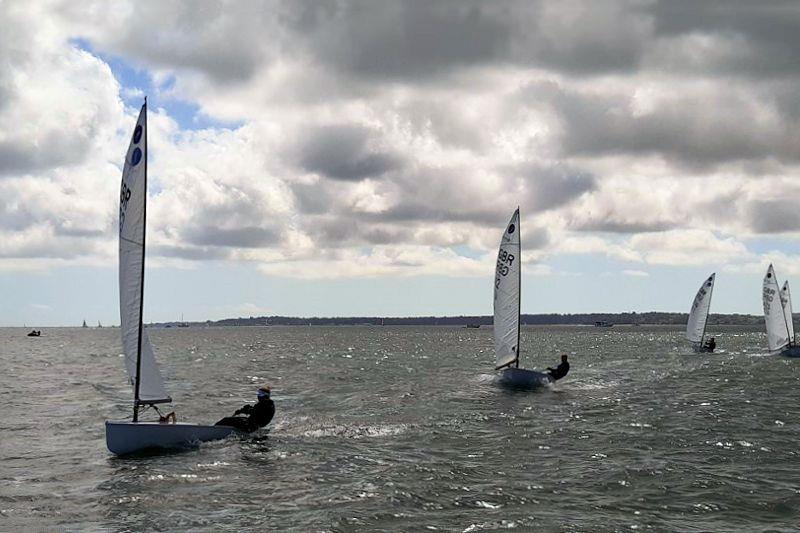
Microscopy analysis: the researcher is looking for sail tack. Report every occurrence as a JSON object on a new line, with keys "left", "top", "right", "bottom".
{"left": 119, "top": 103, "right": 170, "bottom": 404}
{"left": 686, "top": 274, "right": 715, "bottom": 343}
{"left": 494, "top": 209, "right": 521, "bottom": 369}
{"left": 763, "top": 265, "right": 791, "bottom": 353}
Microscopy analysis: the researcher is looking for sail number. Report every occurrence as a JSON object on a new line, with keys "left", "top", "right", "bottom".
{"left": 119, "top": 181, "right": 132, "bottom": 231}
{"left": 764, "top": 286, "right": 776, "bottom": 314}
{"left": 495, "top": 250, "right": 515, "bottom": 287}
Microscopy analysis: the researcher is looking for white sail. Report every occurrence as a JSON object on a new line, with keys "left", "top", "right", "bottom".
{"left": 119, "top": 103, "right": 170, "bottom": 404}
{"left": 781, "top": 280, "right": 795, "bottom": 343}
{"left": 763, "top": 265, "right": 791, "bottom": 353}
{"left": 686, "top": 273, "right": 715, "bottom": 343}
{"left": 494, "top": 209, "right": 521, "bottom": 369}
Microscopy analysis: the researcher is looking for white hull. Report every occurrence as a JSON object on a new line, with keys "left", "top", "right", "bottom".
{"left": 106, "top": 421, "right": 238, "bottom": 455}
{"left": 498, "top": 367, "right": 551, "bottom": 389}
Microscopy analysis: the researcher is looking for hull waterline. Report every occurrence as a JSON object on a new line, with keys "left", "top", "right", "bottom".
{"left": 498, "top": 367, "right": 551, "bottom": 389}
{"left": 105, "top": 421, "right": 238, "bottom": 455}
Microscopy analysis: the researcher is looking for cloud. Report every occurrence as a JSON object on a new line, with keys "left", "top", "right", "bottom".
{"left": 622, "top": 269, "right": 649, "bottom": 277}
{"left": 297, "top": 124, "right": 403, "bottom": 181}
{"left": 2, "top": 0, "right": 800, "bottom": 283}
{"left": 747, "top": 199, "right": 800, "bottom": 234}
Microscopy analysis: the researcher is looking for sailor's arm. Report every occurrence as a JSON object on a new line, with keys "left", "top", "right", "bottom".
{"left": 234, "top": 404, "right": 253, "bottom": 416}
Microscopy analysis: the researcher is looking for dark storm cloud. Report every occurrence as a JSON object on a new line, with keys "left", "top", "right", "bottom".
{"left": 0, "top": 134, "right": 93, "bottom": 177}
{"left": 521, "top": 164, "right": 597, "bottom": 212}
{"left": 541, "top": 84, "right": 800, "bottom": 167}
{"left": 298, "top": 124, "right": 403, "bottom": 181}
{"left": 651, "top": 0, "right": 800, "bottom": 78}
{"left": 303, "top": 215, "right": 414, "bottom": 247}
{"left": 295, "top": 2, "right": 510, "bottom": 79}
{"left": 748, "top": 199, "right": 800, "bottom": 233}
{"left": 150, "top": 244, "right": 231, "bottom": 260}
{"left": 570, "top": 218, "right": 678, "bottom": 234}
{"left": 183, "top": 225, "right": 281, "bottom": 248}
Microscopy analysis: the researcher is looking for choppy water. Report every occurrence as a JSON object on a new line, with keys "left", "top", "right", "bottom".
{"left": 1, "top": 325, "right": 799, "bottom": 531}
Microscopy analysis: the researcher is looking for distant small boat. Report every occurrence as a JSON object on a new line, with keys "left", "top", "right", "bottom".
{"left": 493, "top": 208, "right": 551, "bottom": 388}
{"left": 82, "top": 320, "right": 88, "bottom": 328}
{"left": 27, "top": 330, "right": 41, "bottom": 337}
{"left": 105, "top": 100, "right": 237, "bottom": 455}
{"left": 97, "top": 321, "right": 103, "bottom": 328}
{"left": 465, "top": 324, "right": 480, "bottom": 329}
{"left": 177, "top": 313, "right": 189, "bottom": 327}
{"left": 594, "top": 321, "right": 614, "bottom": 327}
{"left": 686, "top": 273, "right": 716, "bottom": 352}
{"left": 763, "top": 265, "right": 800, "bottom": 357}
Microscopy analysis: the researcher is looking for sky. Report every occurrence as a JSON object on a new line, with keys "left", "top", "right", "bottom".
{"left": 2, "top": 1, "right": 800, "bottom": 326}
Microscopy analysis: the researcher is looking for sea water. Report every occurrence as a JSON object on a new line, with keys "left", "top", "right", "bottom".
{"left": 1, "top": 325, "right": 798, "bottom": 531}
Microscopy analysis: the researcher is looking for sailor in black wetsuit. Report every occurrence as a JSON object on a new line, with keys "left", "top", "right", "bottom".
{"left": 547, "top": 354, "right": 570, "bottom": 381}
{"left": 704, "top": 337, "right": 716, "bottom": 352}
{"left": 215, "top": 386, "right": 275, "bottom": 432}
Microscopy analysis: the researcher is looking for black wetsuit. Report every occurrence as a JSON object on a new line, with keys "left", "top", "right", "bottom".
{"left": 547, "top": 361, "right": 570, "bottom": 381}
{"left": 215, "top": 398, "right": 275, "bottom": 432}
{"left": 704, "top": 339, "right": 716, "bottom": 352}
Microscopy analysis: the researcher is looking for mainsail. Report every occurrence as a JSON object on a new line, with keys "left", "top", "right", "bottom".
{"left": 763, "top": 265, "right": 791, "bottom": 353}
{"left": 494, "top": 209, "right": 521, "bottom": 370}
{"left": 119, "top": 102, "right": 170, "bottom": 406}
{"left": 781, "top": 280, "right": 795, "bottom": 344}
{"left": 686, "top": 273, "right": 715, "bottom": 344}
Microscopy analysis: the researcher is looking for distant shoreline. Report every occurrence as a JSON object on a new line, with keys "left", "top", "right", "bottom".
{"left": 147, "top": 312, "right": 767, "bottom": 328}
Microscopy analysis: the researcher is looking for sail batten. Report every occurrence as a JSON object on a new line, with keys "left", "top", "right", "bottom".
{"left": 763, "top": 265, "right": 791, "bottom": 353}
{"left": 119, "top": 103, "right": 170, "bottom": 405}
{"left": 494, "top": 209, "right": 521, "bottom": 369}
{"left": 686, "top": 274, "right": 715, "bottom": 344}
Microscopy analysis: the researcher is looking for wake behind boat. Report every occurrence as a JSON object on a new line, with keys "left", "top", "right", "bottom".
{"left": 105, "top": 100, "right": 237, "bottom": 455}
{"left": 493, "top": 208, "right": 553, "bottom": 389}
{"left": 686, "top": 273, "right": 716, "bottom": 353}
{"left": 762, "top": 265, "right": 800, "bottom": 358}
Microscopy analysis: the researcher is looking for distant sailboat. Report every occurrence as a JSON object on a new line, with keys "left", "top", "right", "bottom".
{"left": 762, "top": 264, "right": 800, "bottom": 357}
{"left": 82, "top": 320, "right": 88, "bottom": 328}
{"left": 97, "top": 321, "right": 103, "bottom": 328}
{"left": 105, "top": 100, "right": 237, "bottom": 455}
{"left": 493, "top": 208, "right": 551, "bottom": 388}
{"left": 686, "top": 273, "right": 715, "bottom": 352}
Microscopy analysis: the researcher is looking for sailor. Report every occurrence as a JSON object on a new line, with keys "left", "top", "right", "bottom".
{"left": 704, "top": 337, "right": 716, "bottom": 352}
{"left": 547, "top": 354, "right": 570, "bottom": 381}
{"left": 215, "top": 385, "right": 275, "bottom": 432}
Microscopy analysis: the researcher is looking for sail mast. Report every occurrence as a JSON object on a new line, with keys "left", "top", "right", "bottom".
{"left": 132, "top": 97, "right": 147, "bottom": 422}
{"left": 515, "top": 207, "right": 521, "bottom": 368}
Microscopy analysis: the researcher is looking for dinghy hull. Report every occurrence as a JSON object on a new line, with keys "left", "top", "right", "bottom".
{"left": 691, "top": 344, "right": 714, "bottom": 353}
{"left": 778, "top": 346, "right": 800, "bottom": 358}
{"left": 105, "top": 421, "right": 238, "bottom": 455}
{"left": 498, "top": 367, "right": 551, "bottom": 389}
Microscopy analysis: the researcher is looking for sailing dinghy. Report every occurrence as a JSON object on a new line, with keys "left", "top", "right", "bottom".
{"left": 762, "top": 264, "right": 800, "bottom": 358}
{"left": 686, "top": 273, "right": 715, "bottom": 352}
{"left": 105, "top": 100, "right": 237, "bottom": 455}
{"left": 493, "top": 208, "right": 551, "bottom": 388}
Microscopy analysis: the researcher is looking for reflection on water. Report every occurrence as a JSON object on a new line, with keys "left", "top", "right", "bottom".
{"left": 1, "top": 325, "right": 799, "bottom": 530}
